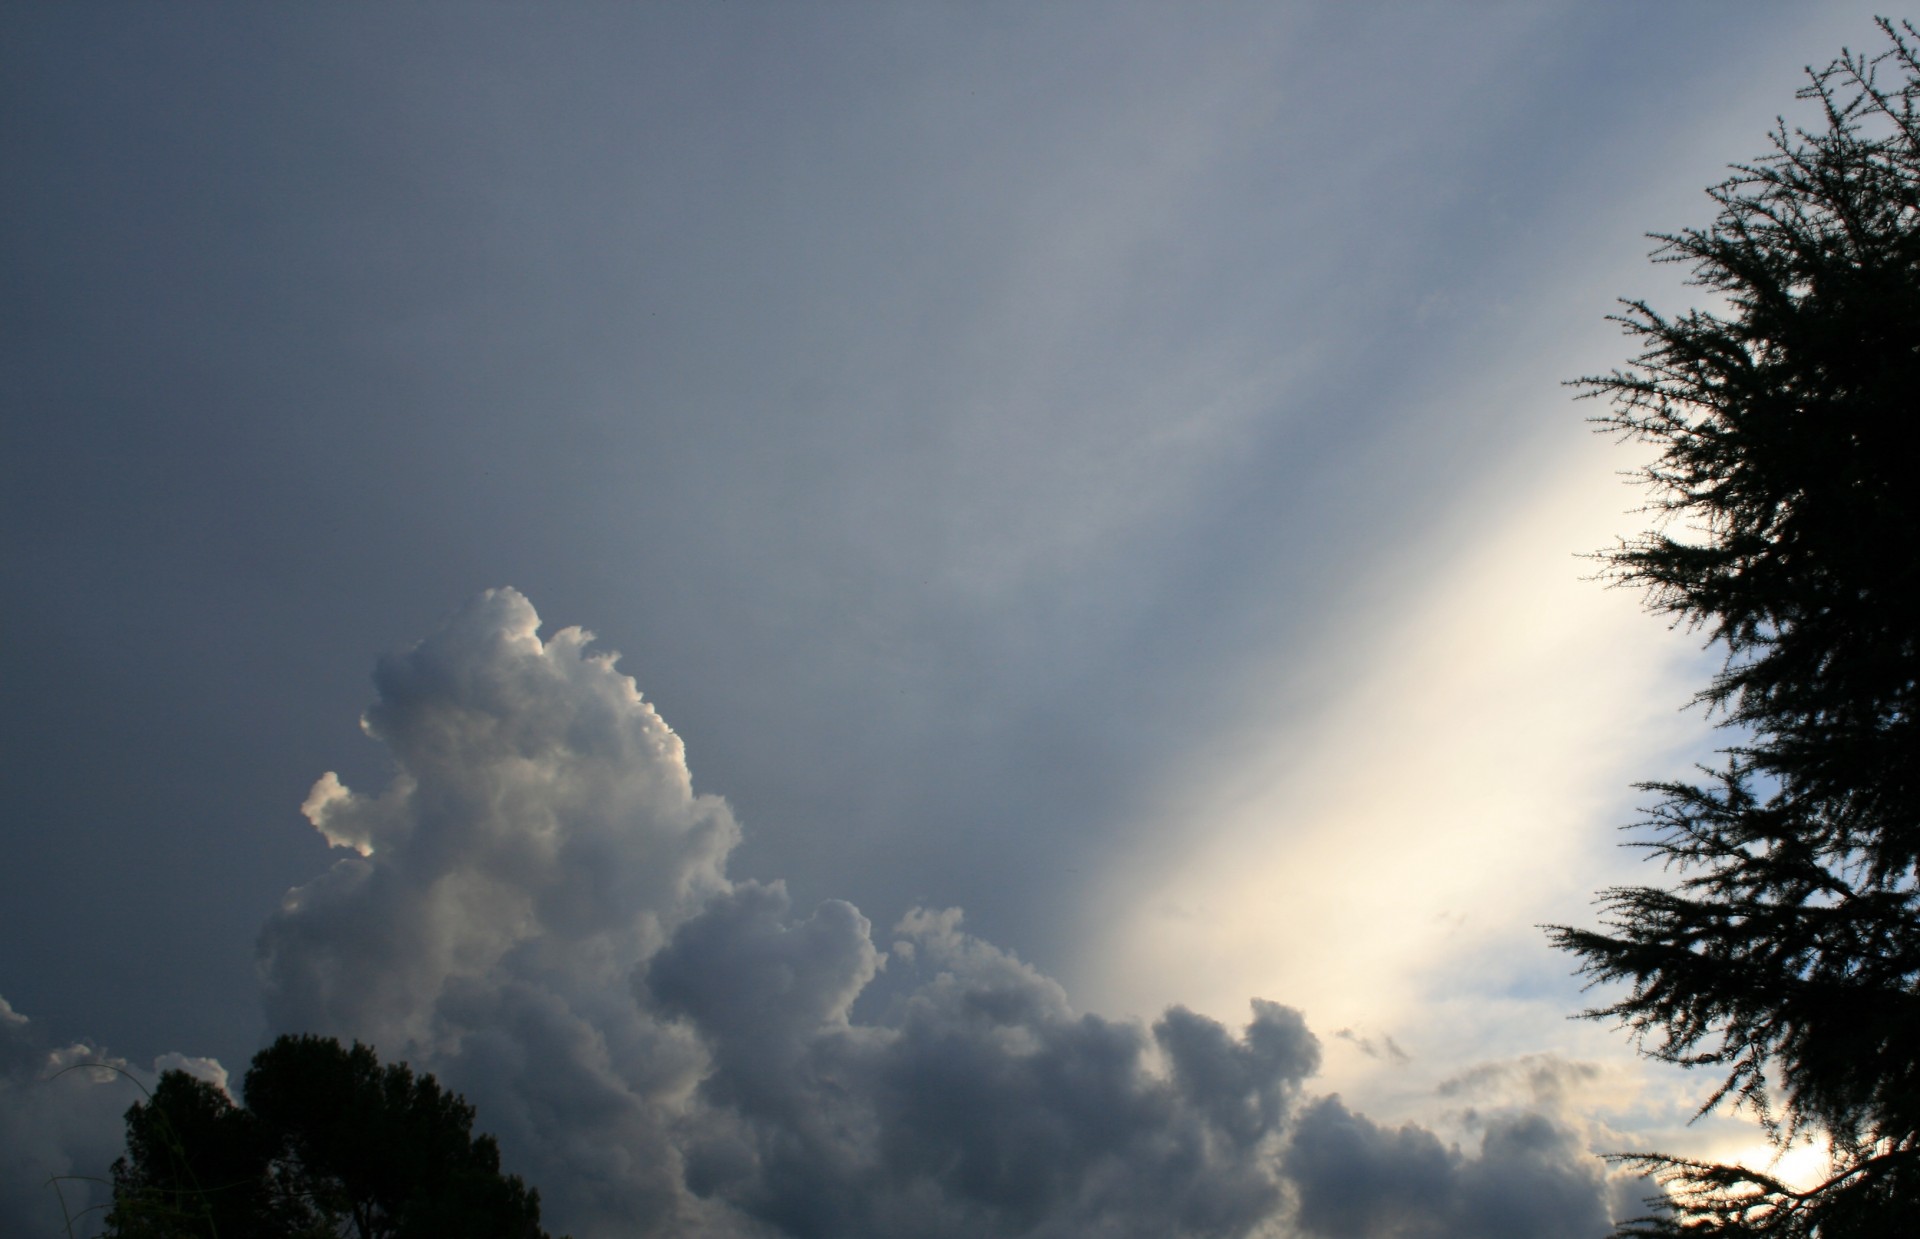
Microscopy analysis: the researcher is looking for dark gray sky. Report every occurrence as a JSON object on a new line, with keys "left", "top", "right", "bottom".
{"left": 1, "top": 4, "right": 1885, "bottom": 1234}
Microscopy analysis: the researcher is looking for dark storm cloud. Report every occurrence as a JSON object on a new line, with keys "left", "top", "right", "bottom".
{"left": 243, "top": 590, "right": 1626, "bottom": 1238}
{"left": 1284, "top": 1097, "right": 1613, "bottom": 1239}
{"left": 647, "top": 892, "right": 1316, "bottom": 1238}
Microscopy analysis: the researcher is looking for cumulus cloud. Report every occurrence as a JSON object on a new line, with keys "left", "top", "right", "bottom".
{"left": 251, "top": 588, "right": 1632, "bottom": 1237}
{"left": 1285, "top": 1097, "right": 1612, "bottom": 1239}
{"left": 0, "top": 996, "right": 205, "bottom": 1238}
{"left": 261, "top": 588, "right": 737, "bottom": 1051}
{"left": 257, "top": 588, "right": 739, "bottom": 1233}
{"left": 1429, "top": 1053, "right": 1666, "bottom": 1228}
{"left": 648, "top": 895, "right": 1317, "bottom": 1238}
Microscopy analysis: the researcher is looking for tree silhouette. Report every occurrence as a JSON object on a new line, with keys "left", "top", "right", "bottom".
{"left": 1549, "top": 19, "right": 1920, "bottom": 1237}
{"left": 105, "top": 1035, "right": 554, "bottom": 1239}
{"left": 101, "top": 1069, "right": 285, "bottom": 1239}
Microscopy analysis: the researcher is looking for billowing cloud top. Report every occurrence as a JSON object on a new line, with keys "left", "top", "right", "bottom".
{"left": 240, "top": 590, "right": 1631, "bottom": 1238}
{"left": 263, "top": 588, "right": 738, "bottom": 1053}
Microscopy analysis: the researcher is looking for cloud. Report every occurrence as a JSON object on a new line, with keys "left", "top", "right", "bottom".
{"left": 1335, "top": 1028, "right": 1411, "bottom": 1066}
{"left": 1285, "top": 1097, "right": 1613, "bottom": 1239}
{"left": 260, "top": 588, "right": 738, "bottom": 1049}
{"left": 647, "top": 895, "right": 1316, "bottom": 1238}
{"left": 1437, "top": 1054, "right": 1604, "bottom": 1109}
{"left": 252, "top": 589, "right": 1631, "bottom": 1237}
{"left": 257, "top": 588, "right": 739, "bottom": 1233}
{"left": 0, "top": 996, "right": 189, "bottom": 1238}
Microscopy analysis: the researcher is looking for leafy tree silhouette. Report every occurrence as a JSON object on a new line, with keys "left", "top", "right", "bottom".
{"left": 104, "top": 1035, "right": 554, "bottom": 1239}
{"left": 1549, "top": 19, "right": 1920, "bottom": 1237}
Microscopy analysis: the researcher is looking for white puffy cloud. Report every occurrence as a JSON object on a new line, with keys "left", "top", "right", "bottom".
{"left": 252, "top": 589, "right": 1635, "bottom": 1237}
{"left": 257, "top": 588, "right": 740, "bottom": 1234}
{"left": 261, "top": 588, "right": 738, "bottom": 1055}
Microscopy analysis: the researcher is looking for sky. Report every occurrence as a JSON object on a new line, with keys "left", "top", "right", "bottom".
{"left": 0, "top": 4, "right": 1897, "bottom": 1236}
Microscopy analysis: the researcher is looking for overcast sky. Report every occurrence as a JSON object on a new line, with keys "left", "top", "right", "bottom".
{"left": 0, "top": 4, "right": 1895, "bottom": 1236}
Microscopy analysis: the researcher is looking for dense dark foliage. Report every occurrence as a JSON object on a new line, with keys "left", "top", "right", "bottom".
{"left": 1549, "top": 19, "right": 1920, "bottom": 1237}
{"left": 105, "top": 1035, "right": 552, "bottom": 1239}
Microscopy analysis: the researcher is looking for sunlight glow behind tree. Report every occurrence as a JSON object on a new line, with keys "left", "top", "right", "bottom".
{"left": 1551, "top": 20, "right": 1920, "bottom": 1236}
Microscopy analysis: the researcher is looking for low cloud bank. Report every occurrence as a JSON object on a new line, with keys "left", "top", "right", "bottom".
{"left": 0, "top": 997, "right": 228, "bottom": 1237}
{"left": 8, "top": 589, "right": 1638, "bottom": 1237}
{"left": 1286, "top": 1099, "right": 1614, "bottom": 1239}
